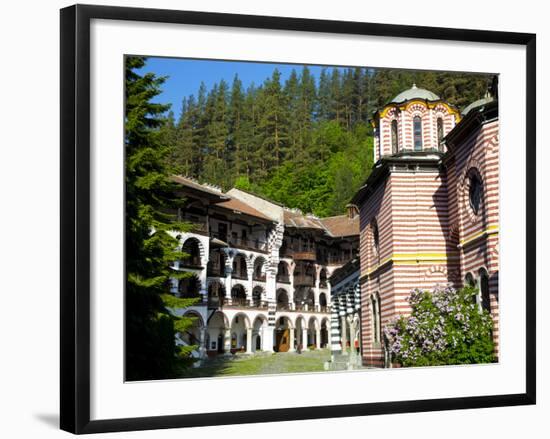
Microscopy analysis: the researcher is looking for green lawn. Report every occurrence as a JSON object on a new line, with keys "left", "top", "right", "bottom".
{"left": 176, "top": 349, "right": 332, "bottom": 379}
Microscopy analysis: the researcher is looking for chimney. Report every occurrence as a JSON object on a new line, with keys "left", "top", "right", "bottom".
{"left": 346, "top": 203, "right": 359, "bottom": 219}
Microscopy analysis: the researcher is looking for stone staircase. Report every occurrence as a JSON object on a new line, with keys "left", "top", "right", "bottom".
{"left": 325, "top": 352, "right": 363, "bottom": 371}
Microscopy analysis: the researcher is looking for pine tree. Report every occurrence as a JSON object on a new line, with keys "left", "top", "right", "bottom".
{"left": 125, "top": 56, "right": 199, "bottom": 381}
{"left": 172, "top": 96, "right": 198, "bottom": 177}
{"left": 284, "top": 69, "right": 301, "bottom": 160}
{"left": 257, "top": 69, "right": 288, "bottom": 177}
{"left": 229, "top": 74, "right": 245, "bottom": 180}
{"left": 298, "top": 66, "right": 316, "bottom": 149}
{"left": 317, "top": 68, "right": 331, "bottom": 121}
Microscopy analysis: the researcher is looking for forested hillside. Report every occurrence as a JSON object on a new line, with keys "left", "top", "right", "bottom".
{"left": 159, "top": 65, "right": 493, "bottom": 217}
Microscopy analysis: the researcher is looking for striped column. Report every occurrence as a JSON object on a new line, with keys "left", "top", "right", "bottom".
{"left": 330, "top": 295, "right": 342, "bottom": 353}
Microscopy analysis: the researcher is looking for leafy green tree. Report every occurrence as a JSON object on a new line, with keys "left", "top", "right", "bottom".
{"left": 125, "top": 56, "right": 199, "bottom": 381}
{"left": 384, "top": 286, "right": 495, "bottom": 367}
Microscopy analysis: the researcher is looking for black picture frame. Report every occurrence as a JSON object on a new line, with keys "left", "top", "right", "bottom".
{"left": 60, "top": 4, "right": 536, "bottom": 434}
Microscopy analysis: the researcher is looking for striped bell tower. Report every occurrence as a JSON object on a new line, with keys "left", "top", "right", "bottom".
{"left": 353, "top": 85, "right": 462, "bottom": 367}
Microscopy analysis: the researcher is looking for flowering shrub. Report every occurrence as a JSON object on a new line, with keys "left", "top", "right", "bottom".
{"left": 384, "top": 286, "right": 494, "bottom": 367}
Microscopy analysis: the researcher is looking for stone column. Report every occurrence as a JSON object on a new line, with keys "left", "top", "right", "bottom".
{"left": 348, "top": 318, "right": 357, "bottom": 364}
{"left": 223, "top": 328, "right": 231, "bottom": 354}
{"left": 289, "top": 262, "right": 296, "bottom": 310}
{"left": 314, "top": 265, "right": 321, "bottom": 312}
{"left": 340, "top": 315, "right": 348, "bottom": 355}
{"left": 247, "top": 267, "right": 254, "bottom": 306}
{"left": 315, "top": 328, "right": 321, "bottom": 349}
{"left": 330, "top": 299, "right": 342, "bottom": 354}
{"left": 224, "top": 260, "right": 233, "bottom": 305}
{"left": 302, "top": 328, "right": 308, "bottom": 349}
{"left": 263, "top": 326, "right": 275, "bottom": 352}
{"left": 199, "top": 327, "right": 207, "bottom": 358}
{"left": 246, "top": 327, "right": 253, "bottom": 353}
{"left": 199, "top": 253, "right": 209, "bottom": 304}
{"left": 288, "top": 327, "right": 295, "bottom": 352}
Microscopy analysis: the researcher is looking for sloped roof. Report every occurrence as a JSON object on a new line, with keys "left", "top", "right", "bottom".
{"left": 283, "top": 209, "right": 326, "bottom": 230}
{"left": 216, "top": 197, "right": 273, "bottom": 222}
{"left": 462, "top": 95, "right": 495, "bottom": 115}
{"left": 320, "top": 215, "right": 359, "bottom": 237}
{"left": 171, "top": 175, "right": 226, "bottom": 198}
{"left": 391, "top": 84, "right": 440, "bottom": 104}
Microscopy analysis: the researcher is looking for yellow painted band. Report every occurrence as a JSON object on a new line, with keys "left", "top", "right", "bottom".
{"left": 366, "top": 252, "right": 452, "bottom": 275}
{"left": 459, "top": 224, "right": 499, "bottom": 247}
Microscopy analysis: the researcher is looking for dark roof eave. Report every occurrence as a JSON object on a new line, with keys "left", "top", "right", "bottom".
{"left": 445, "top": 100, "right": 499, "bottom": 148}
{"left": 210, "top": 206, "right": 275, "bottom": 225}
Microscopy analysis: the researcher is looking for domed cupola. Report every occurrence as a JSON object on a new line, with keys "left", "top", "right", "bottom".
{"left": 371, "top": 84, "right": 461, "bottom": 162}
{"left": 390, "top": 83, "right": 440, "bottom": 104}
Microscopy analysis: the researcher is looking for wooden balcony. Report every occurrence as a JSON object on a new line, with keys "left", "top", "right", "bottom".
{"left": 290, "top": 250, "right": 317, "bottom": 261}
{"left": 293, "top": 274, "right": 315, "bottom": 286}
{"left": 210, "top": 232, "right": 268, "bottom": 252}
{"left": 179, "top": 256, "right": 203, "bottom": 269}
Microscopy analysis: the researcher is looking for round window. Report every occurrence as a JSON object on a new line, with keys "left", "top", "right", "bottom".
{"left": 469, "top": 173, "right": 483, "bottom": 215}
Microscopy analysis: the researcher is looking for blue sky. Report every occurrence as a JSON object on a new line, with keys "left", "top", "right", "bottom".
{"left": 140, "top": 57, "right": 342, "bottom": 118}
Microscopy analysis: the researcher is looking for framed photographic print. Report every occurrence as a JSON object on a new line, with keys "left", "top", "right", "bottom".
{"left": 60, "top": 4, "right": 536, "bottom": 434}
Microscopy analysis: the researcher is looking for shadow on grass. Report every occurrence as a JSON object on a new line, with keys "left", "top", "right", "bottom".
{"left": 174, "top": 353, "right": 262, "bottom": 379}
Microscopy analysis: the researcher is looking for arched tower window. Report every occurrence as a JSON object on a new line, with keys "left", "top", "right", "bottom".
{"left": 371, "top": 293, "right": 381, "bottom": 344}
{"left": 413, "top": 116, "right": 423, "bottom": 151}
{"left": 371, "top": 220, "right": 380, "bottom": 260}
{"left": 391, "top": 119, "right": 399, "bottom": 154}
{"left": 479, "top": 268, "right": 491, "bottom": 313}
{"left": 437, "top": 117, "right": 444, "bottom": 151}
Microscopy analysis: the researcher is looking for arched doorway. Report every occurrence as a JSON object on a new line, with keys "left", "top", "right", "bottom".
{"left": 181, "top": 238, "right": 203, "bottom": 268}
{"left": 230, "top": 313, "right": 250, "bottom": 353}
{"left": 252, "top": 315, "right": 267, "bottom": 352}
{"left": 319, "top": 268, "right": 328, "bottom": 288}
{"left": 306, "top": 289, "right": 315, "bottom": 311}
{"left": 319, "top": 292, "right": 328, "bottom": 312}
{"left": 207, "top": 249, "right": 226, "bottom": 277}
{"left": 179, "top": 311, "right": 204, "bottom": 351}
{"left": 320, "top": 318, "right": 329, "bottom": 348}
{"left": 252, "top": 285, "right": 265, "bottom": 308}
{"left": 231, "top": 284, "right": 247, "bottom": 307}
{"left": 253, "top": 257, "right": 266, "bottom": 281}
{"left": 274, "top": 316, "right": 292, "bottom": 352}
{"left": 479, "top": 268, "right": 491, "bottom": 313}
{"left": 276, "top": 288, "right": 290, "bottom": 310}
{"left": 178, "top": 274, "right": 201, "bottom": 299}
{"left": 206, "top": 311, "right": 228, "bottom": 354}
{"left": 308, "top": 316, "right": 318, "bottom": 348}
{"left": 232, "top": 254, "right": 248, "bottom": 280}
{"left": 276, "top": 260, "right": 290, "bottom": 283}
{"left": 207, "top": 280, "right": 225, "bottom": 307}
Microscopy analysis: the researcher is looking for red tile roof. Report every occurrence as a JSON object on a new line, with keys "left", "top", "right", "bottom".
{"left": 216, "top": 197, "right": 273, "bottom": 222}
{"left": 320, "top": 215, "right": 359, "bottom": 237}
